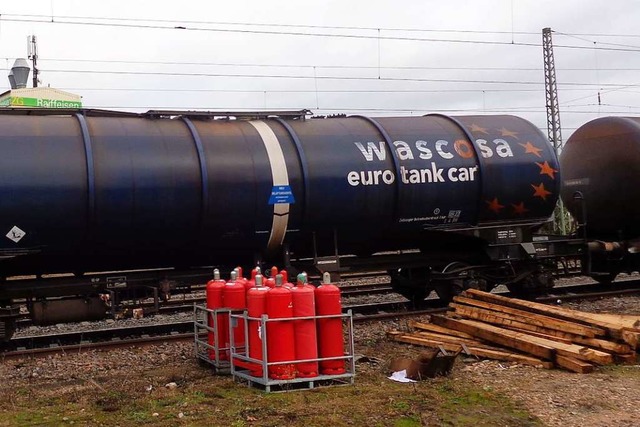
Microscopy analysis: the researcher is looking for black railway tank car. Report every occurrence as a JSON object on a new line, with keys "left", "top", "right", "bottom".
{"left": 0, "top": 108, "right": 563, "bottom": 339}
{"left": 561, "top": 116, "right": 640, "bottom": 281}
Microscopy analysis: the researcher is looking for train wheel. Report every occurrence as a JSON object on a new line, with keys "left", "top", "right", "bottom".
{"left": 389, "top": 268, "right": 431, "bottom": 307}
{"left": 507, "top": 270, "right": 554, "bottom": 299}
{"left": 434, "top": 262, "right": 480, "bottom": 303}
{"left": 593, "top": 272, "right": 618, "bottom": 285}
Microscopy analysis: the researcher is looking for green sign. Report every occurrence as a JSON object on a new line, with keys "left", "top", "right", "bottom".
{"left": 0, "top": 96, "right": 82, "bottom": 108}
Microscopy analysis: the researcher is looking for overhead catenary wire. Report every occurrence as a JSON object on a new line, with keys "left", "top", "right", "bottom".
{"left": 36, "top": 68, "right": 640, "bottom": 89}
{"left": 22, "top": 58, "right": 640, "bottom": 72}
{"left": 10, "top": 12, "right": 640, "bottom": 41}
{"left": 3, "top": 15, "right": 640, "bottom": 53}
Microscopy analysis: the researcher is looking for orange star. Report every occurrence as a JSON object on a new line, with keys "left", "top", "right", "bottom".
{"left": 512, "top": 202, "right": 529, "bottom": 215}
{"left": 486, "top": 197, "right": 505, "bottom": 214}
{"left": 536, "top": 161, "right": 558, "bottom": 179}
{"left": 469, "top": 124, "right": 490, "bottom": 135}
{"left": 519, "top": 141, "right": 543, "bottom": 158}
{"left": 499, "top": 127, "right": 519, "bottom": 139}
{"left": 531, "top": 183, "right": 552, "bottom": 201}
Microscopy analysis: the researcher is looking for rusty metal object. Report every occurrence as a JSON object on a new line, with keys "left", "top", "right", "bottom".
{"left": 587, "top": 241, "right": 624, "bottom": 253}
{"left": 31, "top": 296, "right": 108, "bottom": 325}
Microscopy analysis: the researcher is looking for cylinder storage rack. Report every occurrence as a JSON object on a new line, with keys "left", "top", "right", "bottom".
{"left": 193, "top": 305, "right": 355, "bottom": 392}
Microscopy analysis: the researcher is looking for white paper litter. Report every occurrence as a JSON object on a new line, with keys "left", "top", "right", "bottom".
{"left": 387, "top": 369, "right": 416, "bottom": 383}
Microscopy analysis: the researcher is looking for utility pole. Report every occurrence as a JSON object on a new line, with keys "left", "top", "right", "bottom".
{"left": 27, "top": 35, "right": 38, "bottom": 88}
{"left": 542, "top": 27, "right": 568, "bottom": 235}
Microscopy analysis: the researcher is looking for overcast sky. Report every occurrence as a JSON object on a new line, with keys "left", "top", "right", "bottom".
{"left": 1, "top": 0, "right": 640, "bottom": 139}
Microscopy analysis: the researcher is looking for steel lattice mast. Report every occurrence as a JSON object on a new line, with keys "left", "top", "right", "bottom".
{"left": 542, "top": 27, "right": 568, "bottom": 235}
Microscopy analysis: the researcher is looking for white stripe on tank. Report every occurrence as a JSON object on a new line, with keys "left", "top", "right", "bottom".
{"left": 249, "top": 120, "right": 290, "bottom": 252}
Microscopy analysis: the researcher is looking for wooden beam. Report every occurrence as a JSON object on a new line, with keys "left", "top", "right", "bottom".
{"left": 462, "top": 289, "right": 640, "bottom": 348}
{"left": 431, "top": 315, "right": 614, "bottom": 365}
{"left": 430, "top": 315, "right": 556, "bottom": 360}
{"left": 389, "top": 333, "right": 553, "bottom": 368}
{"left": 555, "top": 355, "right": 594, "bottom": 374}
{"left": 408, "top": 320, "right": 476, "bottom": 339}
{"left": 579, "top": 313, "right": 640, "bottom": 329}
{"left": 413, "top": 331, "right": 501, "bottom": 350}
{"left": 621, "top": 328, "right": 640, "bottom": 349}
{"left": 614, "top": 353, "right": 638, "bottom": 365}
{"left": 450, "top": 301, "right": 599, "bottom": 338}
{"left": 452, "top": 297, "right": 605, "bottom": 337}
{"left": 572, "top": 336, "right": 632, "bottom": 354}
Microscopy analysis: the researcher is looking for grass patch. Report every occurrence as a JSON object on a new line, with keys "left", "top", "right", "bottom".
{"left": 0, "top": 360, "right": 542, "bottom": 427}
{"left": 435, "top": 379, "right": 540, "bottom": 426}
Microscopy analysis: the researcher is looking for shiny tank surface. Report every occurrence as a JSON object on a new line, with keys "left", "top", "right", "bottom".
{"left": 561, "top": 116, "right": 640, "bottom": 240}
{"left": 0, "top": 110, "right": 558, "bottom": 275}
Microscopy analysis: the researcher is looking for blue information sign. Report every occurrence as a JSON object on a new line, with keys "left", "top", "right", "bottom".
{"left": 268, "top": 185, "right": 295, "bottom": 205}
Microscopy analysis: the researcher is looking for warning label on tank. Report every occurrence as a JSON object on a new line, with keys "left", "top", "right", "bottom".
{"left": 6, "top": 225, "right": 26, "bottom": 243}
{"left": 269, "top": 185, "right": 295, "bottom": 204}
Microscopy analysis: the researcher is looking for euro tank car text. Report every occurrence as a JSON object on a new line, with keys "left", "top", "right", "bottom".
{"left": 347, "top": 138, "right": 514, "bottom": 187}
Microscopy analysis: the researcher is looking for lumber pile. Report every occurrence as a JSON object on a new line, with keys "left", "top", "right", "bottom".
{"left": 388, "top": 289, "right": 640, "bottom": 373}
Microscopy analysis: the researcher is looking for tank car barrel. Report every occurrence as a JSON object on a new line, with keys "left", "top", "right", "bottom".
{"left": 0, "top": 110, "right": 558, "bottom": 276}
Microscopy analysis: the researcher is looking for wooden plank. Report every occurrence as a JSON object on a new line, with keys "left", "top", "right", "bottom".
{"left": 454, "top": 304, "right": 631, "bottom": 353}
{"left": 621, "top": 328, "right": 640, "bottom": 349}
{"left": 614, "top": 352, "right": 638, "bottom": 364}
{"left": 389, "top": 333, "right": 553, "bottom": 368}
{"left": 572, "top": 336, "right": 632, "bottom": 354}
{"left": 452, "top": 296, "right": 606, "bottom": 337}
{"left": 408, "top": 320, "right": 477, "bottom": 339}
{"left": 450, "top": 301, "right": 599, "bottom": 338}
{"left": 412, "top": 331, "right": 508, "bottom": 352}
{"left": 555, "top": 355, "right": 594, "bottom": 374}
{"left": 462, "top": 289, "right": 628, "bottom": 335}
{"left": 430, "top": 315, "right": 556, "bottom": 360}
{"left": 579, "top": 313, "right": 640, "bottom": 329}
{"left": 504, "top": 328, "right": 574, "bottom": 344}
{"left": 614, "top": 353, "right": 638, "bottom": 365}
{"left": 431, "top": 315, "right": 614, "bottom": 365}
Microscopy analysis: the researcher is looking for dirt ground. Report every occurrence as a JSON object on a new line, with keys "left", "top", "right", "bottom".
{"left": 0, "top": 295, "right": 639, "bottom": 426}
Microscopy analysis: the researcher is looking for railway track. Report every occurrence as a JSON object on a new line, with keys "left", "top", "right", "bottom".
{"left": 3, "top": 278, "right": 639, "bottom": 359}
{"left": 11, "top": 279, "right": 395, "bottom": 328}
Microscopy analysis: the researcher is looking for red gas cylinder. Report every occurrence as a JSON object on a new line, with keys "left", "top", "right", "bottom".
{"left": 223, "top": 270, "right": 247, "bottom": 355}
{"left": 235, "top": 267, "right": 249, "bottom": 289}
{"left": 279, "top": 269, "right": 289, "bottom": 284}
{"left": 270, "top": 266, "right": 279, "bottom": 278}
{"left": 265, "top": 275, "right": 296, "bottom": 380}
{"left": 265, "top": 266, "right": 278, "bottom": 288}
{"left": 246, "top": 274, "right": 269, "bottom": 377}
{"left": 245, "top": 266, "right": 261, "bottom": 292}
{"left": 291, "top": 272, "right": 318, "bottom": 378}
{"left": 265, "top": 277, "right": 276, "bottom": 288}
{"left": 206, "top": 268, "right": 228, "bottom": 360}
{"left": 280, "top": 269, "right": 294, "bottom": 289}
{"left": 315, "top": 272, "right": 345, "bottom": 375}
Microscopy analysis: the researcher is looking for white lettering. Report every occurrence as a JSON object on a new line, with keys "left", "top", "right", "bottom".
{"left": 415, "top": 140, "right": 433, "bottom": 159}
{"left": 494, "top": 138, "right": 514, "bottom": 158}
{"left": 435, "top": 140, "right": 453, "bottom": 159}
{"left": 347, "top": 171, "right": 360, "bottom": 186}
{"left": 393, "top": 140, "right": 414, "bottom": 160}
{"left": 431, "top": 162, "right": 445, "bottom": 182}
{"left": 354, "top": 141, "right": 386, "bottom": 161}
{"left": 347, "top": 170, "right": 395, "bottom": 186}
{"left": 382, "top": 170, "right": 395, "bottom": 184}
{"left": 476, "top": 139, "right": 493, "bottom": 158}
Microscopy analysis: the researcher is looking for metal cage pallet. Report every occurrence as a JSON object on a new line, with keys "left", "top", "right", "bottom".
{"left": 193, "top": 305, "right": 355, "bottom": 392}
